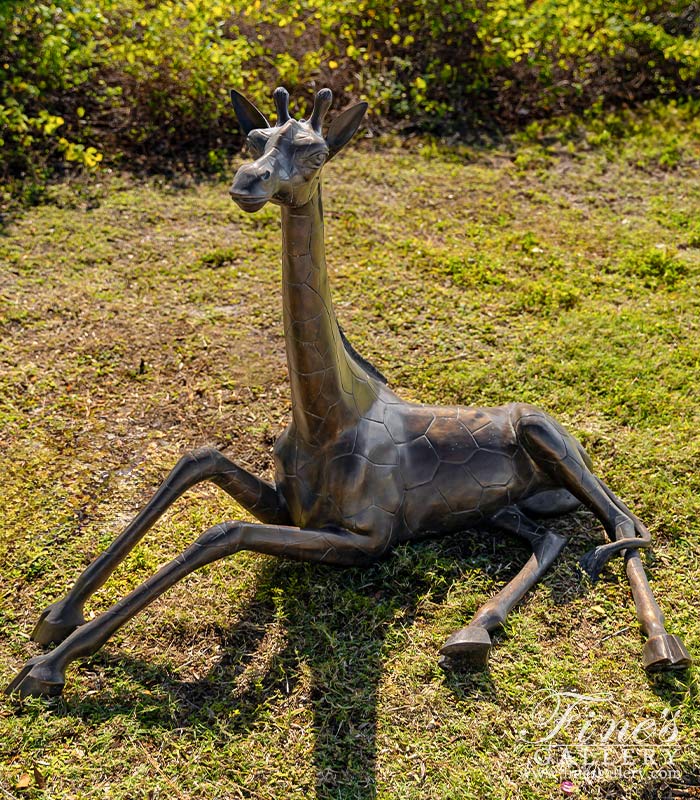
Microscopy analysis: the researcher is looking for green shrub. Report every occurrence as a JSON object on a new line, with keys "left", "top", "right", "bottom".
{"left": 0, "top": 1, "right": 105, "bottom": 203}
{"left": 2, "top": 0, "right": 699, "bottom": 205}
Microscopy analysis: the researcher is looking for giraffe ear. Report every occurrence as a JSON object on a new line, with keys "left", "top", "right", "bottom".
{"left": 325, "top": 102, "right": 368, "bottom": 158}
{"left": 230, "top": 89, "right": 269, "bottom": 135}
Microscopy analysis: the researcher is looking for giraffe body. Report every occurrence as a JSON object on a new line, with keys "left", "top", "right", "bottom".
{"left": 275, "top": 389, "right": 559, "bottom": 545}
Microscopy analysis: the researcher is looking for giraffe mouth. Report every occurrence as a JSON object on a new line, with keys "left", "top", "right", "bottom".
{"left": 230, "top": 194, "right": 270, "bottom": 212}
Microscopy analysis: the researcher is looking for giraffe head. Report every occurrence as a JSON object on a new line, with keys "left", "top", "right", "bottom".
{"left": 229, "top": 87, "right": 367, "bottom": 211}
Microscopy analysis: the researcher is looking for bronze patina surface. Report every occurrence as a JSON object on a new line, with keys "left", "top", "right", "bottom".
{"left": 6, "top": 87, "right": 691, "bottom": 699}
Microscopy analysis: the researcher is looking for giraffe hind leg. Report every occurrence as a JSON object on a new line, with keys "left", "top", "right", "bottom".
{"left": 440, "top": 506, "right": 566, "bottom": 668}
{"left": 514, "top": 409, "right": 691, "bottom": 671}
{"left": 514, "top": 410, "right": 649, "bottom": 580}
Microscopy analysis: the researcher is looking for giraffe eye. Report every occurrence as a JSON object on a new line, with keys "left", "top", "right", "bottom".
{"left": 247, "top": 132, "right": 266, "bottom": 155}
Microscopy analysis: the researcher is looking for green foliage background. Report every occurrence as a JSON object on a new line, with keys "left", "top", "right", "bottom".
{"left": 1, "top": 0, "right": 699, "bottom": 198}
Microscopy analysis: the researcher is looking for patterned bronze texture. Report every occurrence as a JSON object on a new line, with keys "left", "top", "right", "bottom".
{"left": 6, "top": 87, "right": 691, "bottom": 700}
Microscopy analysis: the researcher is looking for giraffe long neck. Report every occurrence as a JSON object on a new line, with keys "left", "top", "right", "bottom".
{"left": 281, "top": 186, "right": 357, "bottom": 444}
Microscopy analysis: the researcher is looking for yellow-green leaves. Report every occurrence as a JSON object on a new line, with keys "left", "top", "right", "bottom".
{"left": 58, "top": 139, "right": 103, "bottom": 168}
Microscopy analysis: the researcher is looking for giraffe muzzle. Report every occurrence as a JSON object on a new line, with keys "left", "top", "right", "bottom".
{"left": 230, "top": 193, "right": 270, "bottom": 212}
{"left": 230, "top": 162, "right": 278, "bottom": 212}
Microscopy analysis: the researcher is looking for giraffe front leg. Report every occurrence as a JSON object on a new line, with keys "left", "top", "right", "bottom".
{"left": 32, "top": 448, "right": 289, "bottom": 646}
{"left": 7, "top": 520, "right": 392, "bottom": 699}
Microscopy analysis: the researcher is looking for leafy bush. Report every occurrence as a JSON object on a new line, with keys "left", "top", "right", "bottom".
{"left": 2, "top": 0, "right": 699, "bottom": 204}
{"left": 0, "top": 2, "right": 103, "bottom": 202}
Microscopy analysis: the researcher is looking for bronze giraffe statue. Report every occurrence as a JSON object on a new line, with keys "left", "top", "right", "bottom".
{"left": 6, "top": 87, "right": 691, "bottom": 700}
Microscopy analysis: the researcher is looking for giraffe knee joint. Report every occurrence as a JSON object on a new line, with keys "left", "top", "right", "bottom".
{"left": 517, "top": 415, "right": 567, "bottom": 462}
{"left": 195, "top": 521, "right": 242, "bottom": 552}
{"left": 364, "top": 531, "right": 393, "bottom": 560}
{"left": 615, "top": 516, "right": 635, "bottom": 539}
{"left": 184, "top": 446, "right": 222, "bottom": 467}
{"left": 175, "top": 447, "right": 227, "bottom": 482}
{"left": 533, "top": 531, "right": 567, "bottom": 565}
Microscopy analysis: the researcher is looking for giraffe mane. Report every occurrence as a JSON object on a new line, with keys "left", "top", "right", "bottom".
{"left": 338, "top": 325, "right": 388, "bottom": 385}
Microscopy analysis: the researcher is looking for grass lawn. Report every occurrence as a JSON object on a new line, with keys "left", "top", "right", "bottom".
{"left": 1, "top": 104, "right": 699, "bottom": 799}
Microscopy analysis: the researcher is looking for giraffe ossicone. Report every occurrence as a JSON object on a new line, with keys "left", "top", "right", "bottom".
{"left": 5, "top": 86, "right": 691, "bottom": 701}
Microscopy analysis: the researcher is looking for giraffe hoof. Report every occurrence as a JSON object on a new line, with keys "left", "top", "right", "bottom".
{"left": 578, "top": 547, "right": 605, "bottom": 583}
{"left": 31, "top": 600, "right": 85, "bottom": 646}
{"left": 439, "top": 625, "right": 492, "bottom": 668}
{"left": 4, "top": 655, "right": 65, "bottom": 699}
{"left": 642, "top": 634, "right": 693, "bottom": 672}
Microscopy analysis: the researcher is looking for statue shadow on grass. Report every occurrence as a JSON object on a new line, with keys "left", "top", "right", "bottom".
{"left": 52, "top": 518, "right": 609, "bottom": 800}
